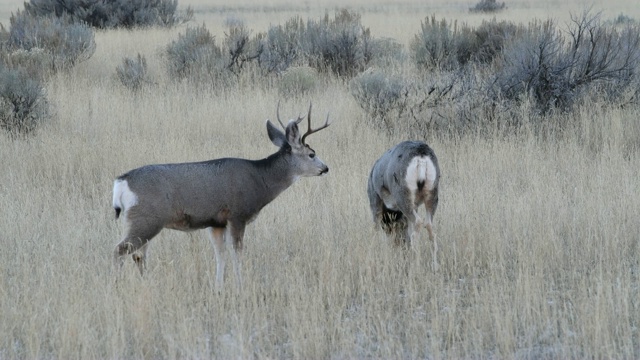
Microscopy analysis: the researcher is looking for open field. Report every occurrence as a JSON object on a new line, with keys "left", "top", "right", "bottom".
{"left": 1, "top": 0, "right": 639, "bottom": 358}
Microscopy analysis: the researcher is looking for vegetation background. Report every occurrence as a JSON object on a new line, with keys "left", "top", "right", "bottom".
{"left": 1, "top": 0, "right": 639, "bottom": 358}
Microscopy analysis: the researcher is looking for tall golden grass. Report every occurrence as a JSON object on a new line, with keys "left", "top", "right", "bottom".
{"left": 1, "top": 0, "right": 639, "bottom": 358}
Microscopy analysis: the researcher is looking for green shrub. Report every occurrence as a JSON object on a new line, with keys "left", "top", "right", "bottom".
{"left": 23, "top": 0, "right": 193, "bottom": 29}
{"left": 116, "top": 54, "right": 151, "bottom": 91}
{"left": 8, "top": 10, "right": 95, "bottom": 72}
{"left": 0, "top": 66, "right": 48, "bottom": 138}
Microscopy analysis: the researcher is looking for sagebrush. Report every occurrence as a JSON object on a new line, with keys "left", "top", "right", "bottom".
{"left": 0, "top": 66, "right": 48, "bottom": 137}
{"left": 8, "top": 10, "right": 95, "bottom": 72}
{"left": 23, "top": 0, "right": 193, "bottom": 29}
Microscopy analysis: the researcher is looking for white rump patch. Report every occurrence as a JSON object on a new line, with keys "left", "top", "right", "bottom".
{"left": 405, "top": 156, "right": 437, "bottom": 191}
{"left": 112, "top": 179, "right": 138, "bottom": 211}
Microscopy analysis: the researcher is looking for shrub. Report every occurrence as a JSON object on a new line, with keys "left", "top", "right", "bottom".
{"left": 0, "top": 24, "right": 8, "bottom": 46}
{"left": 224, "top": 21, "right": 261, "bottom": 75}
{"left": 302, "top": 9, "right": 373, "bottom": 77}
{"left": 469, "top": 0, "right": 506, "bottom": 13}
{"left": 0, "top": 48, "right": 51, "bottom": 81}
{"left": 258, "top": 16, "right": 305, "bottom": 74}
{"left": 349, "top": 64, "right": 500, "bottom": 136}
{"left": 277, "top": 66, "right": 319, "bottom": 98}
{"left": 407, "top": 69, "right": 494, "bottom": 135}
{"left": 350, "top": 68, "right": 410, "bottom": 130}
{"left": 611, "top": 14, "right": 636, "bottom": 26}
{"left": 116, "top": 54, "right": 151, "bottom": 91}
{"left": 367, "top": 37, "right": 407, "bottom": 68}
{"left": 410, "top": 16, "right": 459, "bottom": 70}
{"left": 23, "top": 0, "right": 193, "bottom": 29}
{"left": 411, "top": 16, "right": 520, "bottom": 71}
{"left": 493, "top": 12, "right": 640, "bottom": 113}
{"left": 462, "top": 19, "right": 521, "bottom": 64}
{"left": 162, "top": 10, "right": 379, "bottom": 83}
{"left": 165, "top": 23, "right": 266, "bottom": 84}
{"left": 0, "top": 66, "right": 48, "bottom": 138}
{"left": 8, "top": 10, "right": 95, "bottom": 72}
{"left": 165, "top": 24, "right": 225, "bottom": 81}
{"left": 256, "top": 9, "right": 386, "bottom": 77}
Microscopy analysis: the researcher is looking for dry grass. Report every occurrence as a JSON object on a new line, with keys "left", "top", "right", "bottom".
{"left": 1, "top": 0, "right": 640, "bottom": 358}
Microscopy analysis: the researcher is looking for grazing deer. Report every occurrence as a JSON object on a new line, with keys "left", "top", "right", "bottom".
{"left": 367, "top": 141, "right": 440, "bottom": 269}
{"left": 112, "top": 103, "right": 331, "bottom": 287}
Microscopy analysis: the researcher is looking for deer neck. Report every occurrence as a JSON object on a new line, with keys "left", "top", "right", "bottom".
{"left": 253, "top": 149, "right": 299, "bottom": 201}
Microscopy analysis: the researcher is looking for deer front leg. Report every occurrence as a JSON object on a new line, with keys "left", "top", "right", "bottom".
{"left": 114, "top": 214, "right": 162, "bottom": 276}
{"left": 229, "top": 223, "right": 246, "bottom": 289}
{"left": 132, "top": 242, "right": 150, "bottom": 276}
{"left": 208, "top": 227, "right": 227, "bottom": 290}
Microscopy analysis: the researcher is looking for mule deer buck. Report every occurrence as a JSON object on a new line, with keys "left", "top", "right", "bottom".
{"left": 112, "top": 103, "right": 331, "bottom": 287}
{"left": 367, "top": 141, "right": 440, "bottom": 269}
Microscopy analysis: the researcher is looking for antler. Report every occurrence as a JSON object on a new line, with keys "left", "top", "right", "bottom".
{"left": 276, "top": 100, "right": 305, "bottom": 130}
{"left": 301, "top": 102, "right": 331, "bottom": 144}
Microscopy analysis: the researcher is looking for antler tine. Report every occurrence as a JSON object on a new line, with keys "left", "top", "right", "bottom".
{"left": 301, "top": 102, "right": 331, "bottom": 144}
{"left": 276, "top": 100, "right": 286, "bottom": 129}
{"left": 306, "top": 102, "right": 313, "bottom": 136}
{"left": 294, "top": 113, "right": 305, "bottom": 124}
{"left": 276, "top": 100, "right": 305, "bottom": 129}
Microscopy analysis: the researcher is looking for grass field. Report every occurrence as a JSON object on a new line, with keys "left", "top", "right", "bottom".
{"left": 1, "top": 0, "right": 639, "bottom": 358}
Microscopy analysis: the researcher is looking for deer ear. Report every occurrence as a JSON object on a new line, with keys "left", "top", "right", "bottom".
{"left": 266, "top": 120, "right": 287, "bottom": 148}
{"left": 285, "top": 120, "right": 301, "bottom": 147}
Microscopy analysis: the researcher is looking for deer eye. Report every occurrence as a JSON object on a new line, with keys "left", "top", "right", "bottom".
{"left": 309, "top": 153, "right": 316, "bottom": 159}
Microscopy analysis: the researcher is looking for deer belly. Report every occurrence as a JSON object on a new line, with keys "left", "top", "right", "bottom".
{"left": 166, "top": 209, "right": 229, "bottom": 230}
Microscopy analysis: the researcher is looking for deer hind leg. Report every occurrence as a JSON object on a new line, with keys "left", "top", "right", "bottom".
{"left": 406, "top": 216, "right": 418, "bottom": 247}
{"left": 114, "top": 215, "right": 162, "bottom": 276}
{"left": 424, "top": 199, "right": 438, "bottom": 271}
{"left": 395, "top": 192, "right": 419, "bottom": 247}
{"left": 207, "top": 227, "right": 227, "bottom": 290}
{"left": 424, "top": 213, "right": 438, "bottom": 271}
